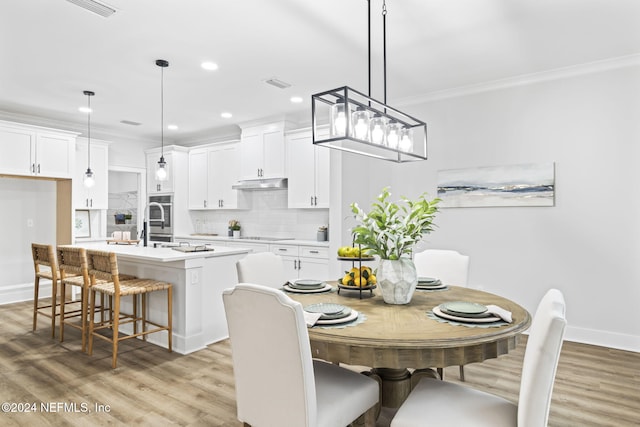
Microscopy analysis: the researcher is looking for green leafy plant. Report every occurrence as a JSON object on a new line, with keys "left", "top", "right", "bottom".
{"left": 351, "top": 187, "right": 440, "bottom": 260}
{"left": 229, "top": 219, "right": 241, "bottom": 231}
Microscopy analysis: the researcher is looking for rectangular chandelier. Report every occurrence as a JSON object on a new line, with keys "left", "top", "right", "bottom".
{"left": 312, "top": 86, "right": 427, "bottom": 163}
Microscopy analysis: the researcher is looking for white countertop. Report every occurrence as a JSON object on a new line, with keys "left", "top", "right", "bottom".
{"left": 71, "top": 242, "right": 250, "bottom": 262}
{"left": 175, "top": 235, "right": 330, "bottom": 247}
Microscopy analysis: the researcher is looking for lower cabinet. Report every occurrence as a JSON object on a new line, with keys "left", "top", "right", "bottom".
{"left": 271, "top": 244, "right": 329, "bottom": 281}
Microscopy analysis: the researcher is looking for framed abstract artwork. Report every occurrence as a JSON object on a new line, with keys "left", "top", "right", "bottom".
{"left": 437, "top": 162, "right": 555, "bottom": 208}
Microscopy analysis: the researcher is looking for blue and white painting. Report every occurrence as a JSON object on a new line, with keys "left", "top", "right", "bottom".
{"left": 437, "top": 162, "right": 555, "bottom": 207}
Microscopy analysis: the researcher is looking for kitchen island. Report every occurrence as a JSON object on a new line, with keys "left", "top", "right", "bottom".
{"left": 72, "top": 242, "right": 250, "bottom": 354}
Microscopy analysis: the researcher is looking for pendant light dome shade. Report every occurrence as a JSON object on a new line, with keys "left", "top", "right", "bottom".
{"left": 155, "top": 59, "right": 169, "bottom": 181}
{"left": 83, "top": 90, "right": 96, "bottom": 188}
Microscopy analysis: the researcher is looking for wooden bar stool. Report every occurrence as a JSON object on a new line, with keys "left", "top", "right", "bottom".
{"left": 31, "top": 243, "right": 81, "bottom": 337}
{"left": 86, "top": 250, "right": 172, "bottom": 368}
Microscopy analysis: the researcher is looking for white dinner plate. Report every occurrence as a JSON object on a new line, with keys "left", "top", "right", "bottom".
{"left": 315, "top": 309, "right": 359, "bottom": 325}
{"left": 432, "top": 306, "right": 500, "bottom": 323}
{"left": 283, "top": 283, "right": 332, "bottom": 294}
{"left": 416, "top": 282, "right": 447, "bottom": 290}
{"left": 294, "top": 279, "right": 324, "bottom": 288}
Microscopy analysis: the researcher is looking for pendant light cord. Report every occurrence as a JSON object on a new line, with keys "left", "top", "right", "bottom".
{"left": 368, "top": 0, "right": 371, "bottom": 98}
{"left": 382, "top": 0, "right": 387, "bottom": 105}
{"left": 87, "top": 94, "right": 91, "bottom": 167}
{"left": 160, "top": 65, "right": 164, "bottom": 158}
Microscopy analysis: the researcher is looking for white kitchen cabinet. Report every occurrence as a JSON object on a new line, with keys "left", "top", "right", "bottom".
{"left": 146, "top": 145, "right": 189, "bottom": 194}
{"left": 239, "top": 123, "right": 286, "bottom": 180}
{"left": 286, "top": 128, "right": 330, "bottom": 209}
{"left": 73, "top": 139, "right": 109, "bottom": 209}
{"left": 188, "top": 142, "right": 246, "bottom": 210}
{"left": 0, "top": 120, "right": 76, "bottom": 178}
{"left": 271, "top": 244, "right": 330, "bottom": 281}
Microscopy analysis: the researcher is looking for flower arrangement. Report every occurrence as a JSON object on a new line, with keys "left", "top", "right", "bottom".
{"left": 228, "top": 219, "right": 241, "bottom": 231}
{"left": 351, "top": 187, "right": 440, "bottom": 260}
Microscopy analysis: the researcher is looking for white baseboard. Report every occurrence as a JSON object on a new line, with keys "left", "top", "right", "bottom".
{"left": 565, "top": 326, "right": 639, "bottom": 353}
{"left": 0, "top": 282, "right": 48, "bottom": 305}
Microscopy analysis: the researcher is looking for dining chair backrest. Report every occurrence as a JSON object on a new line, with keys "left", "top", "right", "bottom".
{"left": 518, "top": 288, "right": 567, "bottom": 426}
{"left": 236, "top": 252, "right": 286, "bottom": 288}
{"left": 223, "top": 283, "right": 317, "bottom": 426}
{"left": 32, "top": 243, "right": 58, "bottom": 280}
{"left": 86, "top": 250, "right": 121, "bottom": 292}
{"left": 414, "top": 249, "right": 469, "bottom": 287}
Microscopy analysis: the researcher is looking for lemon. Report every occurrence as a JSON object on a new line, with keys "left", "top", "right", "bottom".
{"left": 341, "top": 273, "right": 354, "bottom": 286}
{"left": 353, "top": 276, "right": 368, "bottom": 287}
{"left": 368, "top": 274, "right": 377, "bottom": 285}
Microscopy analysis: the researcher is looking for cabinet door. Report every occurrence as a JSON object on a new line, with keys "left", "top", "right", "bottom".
{"left": 298, "top": 257, "right": 330, "bottom": 281}
{"left": 147, "top": 152, "right": 173, "bottom": 193}
{"left": 213, "top": 145, "right": 241, "bottom": 209}
{"left": 36, "top": 132, "right": 74, "bottom": 178}
{"left": 286, "top": 131, "right": 315, "bottom": 208}
{"left": 188, "top": 149, "right": 209, "bottom": 209}
{"left": 280, "top": 255, "right": 299, "bottom": 280}
{"left": 239, "top": 133, "right": 262, "bottom": 179}
{"left": 262, "top": 128, "right": 285, "bottom": 178}
{"left": 0, "top": 126, "right": 34, "bottom": 176}
{"left": 74, "top": 141, "right": 108, "bottom": 209}
{"left": 314, "top": 144, "right": 331, "bottom": 208}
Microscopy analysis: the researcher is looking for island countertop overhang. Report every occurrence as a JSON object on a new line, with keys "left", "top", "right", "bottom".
{"left": 66, "top": 242, "right": 250, "bottom": 263}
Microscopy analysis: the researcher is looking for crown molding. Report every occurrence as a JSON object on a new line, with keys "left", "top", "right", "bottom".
{"left": 397, "top": 53, "right": 640, "bottom": 106}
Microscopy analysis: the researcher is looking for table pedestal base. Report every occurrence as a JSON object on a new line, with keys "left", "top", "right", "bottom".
{"left": 364, "top": 367, "right": 440, "bottom": 409}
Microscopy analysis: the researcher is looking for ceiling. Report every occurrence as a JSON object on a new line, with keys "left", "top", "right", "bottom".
{"left": 1, "top": 0, "right": 639, "bottom": 144}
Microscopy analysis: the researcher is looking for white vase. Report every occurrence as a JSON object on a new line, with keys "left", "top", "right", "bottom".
{"left": 233, "top": 230, "right": 240, "bottom": 238}
{"left": 377, "top": 258, "right": 418, "bottom": 304}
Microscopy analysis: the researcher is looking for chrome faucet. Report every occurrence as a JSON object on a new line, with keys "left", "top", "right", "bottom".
{"left": 142, "top": 201, "right": 165, "bottom": 247}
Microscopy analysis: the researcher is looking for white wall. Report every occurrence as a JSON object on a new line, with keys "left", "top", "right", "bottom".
{"left": 336, "top": 63, "right": 640, "bottom": 352}
{"left": 0, "top": 177, "right": 57, "bottom": 301}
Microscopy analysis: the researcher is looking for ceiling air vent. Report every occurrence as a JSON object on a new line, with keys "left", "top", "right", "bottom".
{"left": 264, "top": 78, "right": 291, "bottom": 89}
{"left": 120, "top": 120, "right": 141, "bottom": 126}
{"left": 66, "top": 0, "right": 116, "bottom": 17}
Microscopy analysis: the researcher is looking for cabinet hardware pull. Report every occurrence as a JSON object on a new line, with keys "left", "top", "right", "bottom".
{"left": 204, "top": 200, "right": 207, "bottom": 208}
{"left": 310, "top": 196, "right": 313, "bottom": 206}
{"left": 37, "top": 164, "right": 41, "bottom": 174}
{"left": 298, "top": 259, "right": 301, "bottom": 269}
{"left": 314, "top": 196, "right": 318, "bottom": 205}
{"left": 31, "top": 163, "right": 35, "bottom": 173}
{"left": 278, "top": 248, "right": 287, "bottom": 252}
{"left": 90, "top": 199, "right": 92, "bottom": 208}
{"left": 310, "top": 250, "right": 319, "bottom": 254}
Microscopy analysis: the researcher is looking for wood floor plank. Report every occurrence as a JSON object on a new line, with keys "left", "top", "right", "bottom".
{"left": 1, "top": 300, "right": 638, "bottom": 426}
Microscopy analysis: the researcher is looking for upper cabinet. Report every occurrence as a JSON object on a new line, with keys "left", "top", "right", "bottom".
{"left": 188, "top": 142, "right": 247, "bottom": 210}
{"left": 239, "top": 122, "right": 286, "bottom": 180}
{"left": 0, "top": 120, "right": 76, "bottom": 179}
{"left": 286, "top": 128, "right": 330, "bottom": 209}
{"left": 146, "top": 145, "right": 189, "bottom": 194}
{"left": 73, "top": 138, "right": 109, "bottom": 209}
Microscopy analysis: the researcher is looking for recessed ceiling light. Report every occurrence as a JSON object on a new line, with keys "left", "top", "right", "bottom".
{"left": 78, "top": 106, "right": 92, "bottom": 113}
{"left": 290, "top": 96, "right": 303, "bottom": 104}
{"left": 221, "top": 112, "right": 232, "bottom": 119}
{"left": 167, "top": 124, "right": 178, "bottom": 130}
{"left": 201, "top": 61, "right": 219, "bottom": 71}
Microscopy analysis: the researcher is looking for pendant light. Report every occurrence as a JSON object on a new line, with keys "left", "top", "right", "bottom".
{"left": 83, "top": 90, "right": 96, "bottom": 188}
{"left": 155, "top": 59, "right": 169, "bottom": 181}
{"left": 311, "top": 0, "right": 427, "bottom": 162}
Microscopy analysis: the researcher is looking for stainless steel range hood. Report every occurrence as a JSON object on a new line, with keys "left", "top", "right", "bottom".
{"left": 231, "top": 177, "right": 288, "bottom": 191}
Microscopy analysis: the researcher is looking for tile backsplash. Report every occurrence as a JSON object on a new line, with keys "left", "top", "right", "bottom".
{"left": 188, "top": 190, "right": 329, "bottom": 240}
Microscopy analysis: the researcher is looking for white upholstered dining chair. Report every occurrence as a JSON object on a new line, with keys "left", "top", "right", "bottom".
{"left": 414, "top": 248, "right": 470, "bottom": 379}
{"left": 223, "top": 283, "right": 379, "bottom": 427}
{"left": 391, "top": 288, "right": 567, "bottom": 427}
{"left": 236, "top": 252, "right": 286, "bottom": 288}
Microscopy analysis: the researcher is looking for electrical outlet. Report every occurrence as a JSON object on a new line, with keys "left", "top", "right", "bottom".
{"left": 27, "top": 219, "right": 34, "bottom": 228}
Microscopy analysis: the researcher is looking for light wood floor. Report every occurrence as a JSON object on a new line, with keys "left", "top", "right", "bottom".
{"left": 2, "top": 299, "right": 639, "bottom": 426}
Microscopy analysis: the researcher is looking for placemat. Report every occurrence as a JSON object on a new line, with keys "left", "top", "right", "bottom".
{"left": 314, "top": 312, "right": 367, "bottom": 329}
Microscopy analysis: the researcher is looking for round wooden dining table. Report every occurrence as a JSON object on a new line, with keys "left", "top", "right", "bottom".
{"left": 287, "top": 283, "right": 531, "bottom": 408}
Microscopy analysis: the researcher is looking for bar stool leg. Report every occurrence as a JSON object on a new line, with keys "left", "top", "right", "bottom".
{"left": 112, "top": 294, "right": 120, "bottom": 369}
{"left": 167, "top": 287, "right": 172, "bottom": 352}
{"left": 32, "top": 275, "right": 40, "bottom": 331}
{"left": 59, "top": 281, "right": 66, "bottom": 343}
